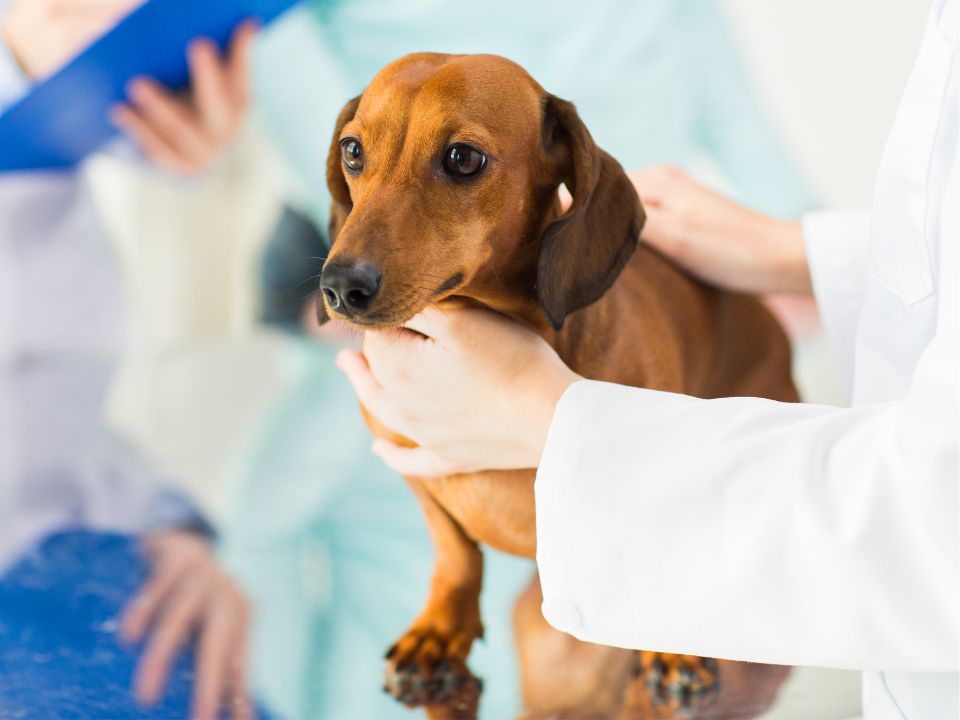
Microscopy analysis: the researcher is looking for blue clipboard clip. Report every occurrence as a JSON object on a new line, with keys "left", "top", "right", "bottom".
{"left": 0, "top": 0, "right": 302, "bottom": 172}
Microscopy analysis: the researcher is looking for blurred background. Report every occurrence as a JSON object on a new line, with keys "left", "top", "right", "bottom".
{"left": 29, "top": 0, "right": 931, "bottom": 717}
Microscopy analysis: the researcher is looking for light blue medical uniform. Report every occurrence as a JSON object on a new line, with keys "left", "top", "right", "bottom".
{"left": 254, "top": 0, "right": 814, "bottom": 229}
{"left": 218, "top": 339, "right": 532, "bottom": 720}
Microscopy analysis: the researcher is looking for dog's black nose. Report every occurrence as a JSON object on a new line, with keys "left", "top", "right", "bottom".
{"left": 320, "top": 260, "right": 382, "bottom": 316}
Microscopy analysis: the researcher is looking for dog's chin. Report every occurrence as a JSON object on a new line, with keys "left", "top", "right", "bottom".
{"left": 322, "top": 304, "right": 423, "bottom": 331}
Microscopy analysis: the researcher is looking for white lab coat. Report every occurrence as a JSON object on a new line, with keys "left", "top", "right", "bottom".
{"left": 0, "top": 17, "right": 204, "bottom": 574}
{"left": 535, "top": 1, "right": 959, "bottom": 718}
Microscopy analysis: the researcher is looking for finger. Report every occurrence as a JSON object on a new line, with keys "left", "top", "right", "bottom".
{"left": 127, "top": 78, "right": 213, "bottom": 164}
{"left": 361, "top": 325, "right": 427, "bottom": 371}
{"left": 335, "top": 349, "right": 389, "bottom": 415}
{"left": 191, "top": 587, "right": 247, "bottom": 720}
{"left": 228, "top": 603, "right": 253, "bottom": 720}
{"left": 371, "top": 439, "right": 459, "bottom": 479}
{"left": 188, "top": 38, "right": 234, "bottom": 139}
{"left": 226, "top": 21, "right": 258, "bottom": 106}
{"left": 558, "top": 184, "right": 573, "bottom": 213}
{"left": 398, "top": 305, "right": 458, "bottom": 342}
{"left": 121, "top": 537, "right": 202, "bottom": 643}
{"left": 134, "top": 574, "right": 210, "bottom": 707}
{"left": 120, "top": 560, "right": 190, "bottom": 643}
{"left": 110, "top": 104, "right": 194, "bottom": 174}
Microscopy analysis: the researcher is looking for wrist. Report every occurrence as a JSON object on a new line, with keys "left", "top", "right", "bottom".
{"left": 527, "top": 363, "right": 580, "bottom": 467}
{"left": 737, "top": 213, "right": 810, "bottom": 294}
{"left": 765, "top": 219, "right": 812, "bottom": 294}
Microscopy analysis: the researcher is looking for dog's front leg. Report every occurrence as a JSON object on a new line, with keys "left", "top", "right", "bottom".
{"left": 384, "top": 476, "right": 485, "bottom": 719}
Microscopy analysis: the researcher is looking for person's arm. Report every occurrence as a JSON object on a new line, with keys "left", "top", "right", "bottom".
{"left": 535, "top": 315, "right": 956, "bottom": 671}
{"left": 339, "top": 281, "right": 957, "bottom": 672}
{"left": 336, "top": 165, "right": 957, "bottom": 669}
{"left": 631, "top": 166, "right": 871, "bottom": 389}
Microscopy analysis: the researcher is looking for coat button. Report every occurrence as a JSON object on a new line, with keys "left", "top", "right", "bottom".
{"left": 540, "top": 596, "right": 583, "bottom": 632}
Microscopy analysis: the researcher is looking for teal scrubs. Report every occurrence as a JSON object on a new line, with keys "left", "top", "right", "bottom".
{"left": 254, "top": 0, "right": 813, "bottom": 229}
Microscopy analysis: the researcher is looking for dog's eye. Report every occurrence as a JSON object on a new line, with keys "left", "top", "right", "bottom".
{"left": 340, "top": 138, "right": 364, "bottom": 172}
{"left": 443, "top": 144, "right": 486, "bottom": 178}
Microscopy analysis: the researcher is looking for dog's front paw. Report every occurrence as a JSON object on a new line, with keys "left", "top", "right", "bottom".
{"left": 383, "top": 623, "right": 483, "bottom": 717}
{"left": 635, "top": 652, "right": 718, "bottom": 714}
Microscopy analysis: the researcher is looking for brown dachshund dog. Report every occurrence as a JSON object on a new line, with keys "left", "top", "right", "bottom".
{"left": 318, "top": 53, "right": 798, "bottom": 719}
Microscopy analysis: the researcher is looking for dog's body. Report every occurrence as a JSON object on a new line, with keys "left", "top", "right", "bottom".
{"left": 319, "top": 53, "right": 798, "bottom": 719}
{"left": 404, "top": 241, "right": 796, "bottom": 556}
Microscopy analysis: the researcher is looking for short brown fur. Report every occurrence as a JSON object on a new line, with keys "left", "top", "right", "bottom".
{"left": 321, "top": 53, "right": 798, "bottom": 719}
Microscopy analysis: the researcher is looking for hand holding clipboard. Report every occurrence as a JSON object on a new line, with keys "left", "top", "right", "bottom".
{"left": 0, "top": 0, "right": 302, "bottom": 172}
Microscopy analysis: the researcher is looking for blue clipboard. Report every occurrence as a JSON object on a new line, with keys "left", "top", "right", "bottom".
{"left": 0, "top": 0, "right": 302, "bottom": 172}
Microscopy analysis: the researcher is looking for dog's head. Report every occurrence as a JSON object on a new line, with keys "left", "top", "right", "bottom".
{"left": 320, "top": 53, "right": 643, "bottom": 330}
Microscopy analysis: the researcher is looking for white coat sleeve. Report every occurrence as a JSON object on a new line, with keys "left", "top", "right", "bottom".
{"left": 534, "top": 237, "right": 958, "bottom": 674}
{"left": 802, "top": 208, "right": 872, "bottom": 391}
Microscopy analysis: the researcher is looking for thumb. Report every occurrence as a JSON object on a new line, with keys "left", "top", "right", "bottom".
{"left": 371, "top": 439, "right": 459, "bottom": 479}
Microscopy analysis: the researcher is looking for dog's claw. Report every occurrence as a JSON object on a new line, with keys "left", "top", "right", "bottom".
{"left": 383, "top": 628, "right": 482, "bottom": 714}
{"left": 638, "top": 653, "right": 719, "bottom": 712}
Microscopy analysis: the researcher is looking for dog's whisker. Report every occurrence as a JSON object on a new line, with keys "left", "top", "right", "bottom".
{"left": 288, "top": 273, "right": 323, "bottom": 295}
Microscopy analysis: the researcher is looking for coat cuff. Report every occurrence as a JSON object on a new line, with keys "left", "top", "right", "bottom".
{"left": 534, "top": 379, "right": 700, "bottom": 650}
{"left": 802, "top": 208, "right": 872, "bottom": 394}
{"left": 143, "top": 487, "right": 217, "bottom": 541}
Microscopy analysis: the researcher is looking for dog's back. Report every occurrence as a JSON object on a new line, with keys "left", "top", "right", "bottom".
{"left": 556, "top": 242, "right": 798, "bottom": 404}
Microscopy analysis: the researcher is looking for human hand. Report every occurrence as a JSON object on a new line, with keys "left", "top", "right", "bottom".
{"left": 302, "top": 294, "right": 362, "bottom": 346}
{"left": 628, "top": 165, "right": 811, "bottom": 295}
{"left": 110, "top": 21, "right": 256, "bottom": 175}
{"left": 336, "top": 306, "right": 581, "bottom": 478}
{"left": 120, "top": 530, "right": 252, "bottom": 720}
{"left": 1, "top": 0, "right": 143, "bottom": 80}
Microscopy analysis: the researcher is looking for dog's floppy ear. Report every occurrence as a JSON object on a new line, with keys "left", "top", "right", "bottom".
{"left": 537, "top": 96, "right": 645, "bottom": 330}
{"left": 326, "top": 93, "right": 363, "bottom": 244}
